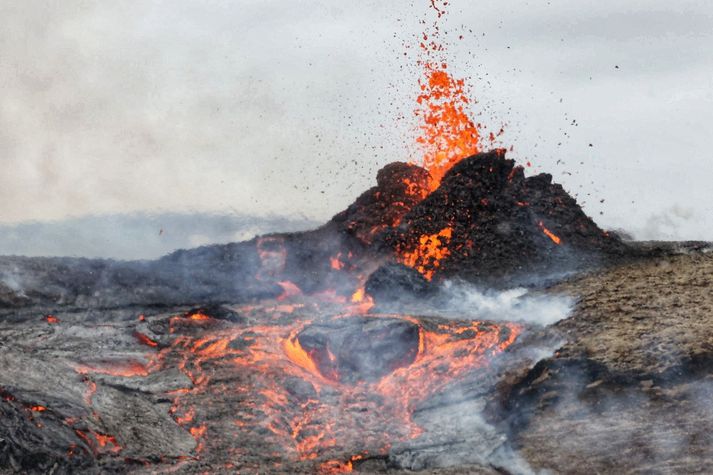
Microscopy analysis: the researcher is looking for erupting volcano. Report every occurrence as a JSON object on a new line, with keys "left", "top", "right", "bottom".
{"left": 6, "top": 2, "right": 695, "bottom": 475}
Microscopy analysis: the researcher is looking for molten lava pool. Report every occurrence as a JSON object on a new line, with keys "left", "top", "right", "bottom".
{"left": 97, "top": 300, "right": 520, "bottom": 473}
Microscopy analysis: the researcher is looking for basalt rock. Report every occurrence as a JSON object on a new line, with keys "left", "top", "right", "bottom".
{"left": 296, "top": 317, "right": 421, "bottom": 384}
{"left": 0, "top": 150, "right": 630, "bottom": 309}
{"left": 379, "top": 150, "right": 628, "bottom": 285}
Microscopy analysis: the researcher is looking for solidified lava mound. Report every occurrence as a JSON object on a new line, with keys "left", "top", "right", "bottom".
{"left": 376, "top": 150, "right": 627, "bottom": 286}
{"left": 327, "top": 162, "right": 431, "bottom": 246}
{"left": 295, "top": 317, "right": 421, "bottom": 384}
{"left": 0, "top": 149, "right": 629, "bottom": 309}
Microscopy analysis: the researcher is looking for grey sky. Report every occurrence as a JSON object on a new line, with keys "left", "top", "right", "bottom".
{"left": 1, "top": 0, "right": 712, "bottom": 241}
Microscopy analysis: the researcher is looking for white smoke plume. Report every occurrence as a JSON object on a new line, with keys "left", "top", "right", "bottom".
{"left": 436, "top": 280, "right": 574, "bottom": 326}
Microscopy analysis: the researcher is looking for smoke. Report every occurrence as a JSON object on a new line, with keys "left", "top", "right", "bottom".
{"left": 428, "top": 281, "right": 575, "bottom": 326}
{"left": 0, "top": 212, "right": 317, "bottom": 260}
{"left": 0, "top": 269, "right": 25, "bottom": 297}
{"left": 637, "top": 205, "right": 697, "bottom": 241}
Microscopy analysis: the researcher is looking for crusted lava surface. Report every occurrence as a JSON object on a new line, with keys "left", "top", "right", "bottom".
{"left": 295, "top": 317, "right": 421, "bottom": 384}
{"left": 0, "top": 300, "right": 523, "bottom": 474}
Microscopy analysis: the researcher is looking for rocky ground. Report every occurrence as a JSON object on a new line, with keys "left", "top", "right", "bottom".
{"left": 1, "top": 243, "right": 712, "bottom": 474}
{"left": 508, "top": 244, "right": 713, "bottom": 474}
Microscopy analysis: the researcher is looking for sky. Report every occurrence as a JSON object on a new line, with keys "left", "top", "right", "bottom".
{"left": 1, "top": 0, "right": 712, "bottom": 246}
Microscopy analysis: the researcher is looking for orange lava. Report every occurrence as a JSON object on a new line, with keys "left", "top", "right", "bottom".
{"left": 75, "top": 429, "right": 122, "bottom": 454}
{"left": 416, "top": 65, "right": 480, "bottom": 191}
{"left": 399, "top": 227, "right": 453, "bottom": 280}
{"left": 134, "top": 331, "right": 159, "bottom": 347}
{"left": 330, "top": 255, "right": 345, "bottom": 270}
{"left": 278, "top": 281, "right": 303, "bottom": 301}
{"left": 75, "top": 360, "right": 150, "bottom": 378}
{"left": 538, "top": 221, "right": 562, "bottom": 245}
{"left": 45, "top": 315, "right": 60, "bottom": 324}
{"left": 349, "top": 286, "right": 375, "bottom": 314}
{"left": 413, "top": 2, "right": 481, "bottom": 191}
{"left": 71, "top": 303, "right": 520, "bottom": 472}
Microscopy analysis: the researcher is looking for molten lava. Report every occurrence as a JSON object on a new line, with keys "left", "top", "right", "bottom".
{"left": 416, "top": 65, "right": 480, "bottom": 191}
{"left": 413, "top": 1, "right": 481, "bottom": 191}
{"left": 180, "top": 308, "right": 514, "bottom": 466}
{"left": 399, "top": 227, "right": 453, "bottom": 280}
{"left": 71, "top": 304, "right": 520, "bottom": 472}
{"left": 539, "top": 221, "right": 562, "bottom": 245}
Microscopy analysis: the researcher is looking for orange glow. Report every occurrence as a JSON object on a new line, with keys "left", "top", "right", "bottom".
{"left": 190, "top": 424, "right": 207, "bottom": 438}
{"left": 403, "top": 178, "right": 429, "bottom": 200}
{"left": 188, "top": 312, "right": 211, "bottom": 321}
{"left": 538, "top": 221, "right": 562, "bottom": 245}
{"left": 277, "top": 281, "right": 302, "bottom": 301}
{"left": 45, "top": 315, "right": 59, "bottom": 324}
{"left": 75, "top": 360, "right": 150, "bottom": 378}
{"left": 30, "top": 405, "right": 47, "bottom": 412}
{"left": 282, "top": 329, "right": 324, "bottom": 381}
{"left": 399, "top": 227, "right": 453, "bottom": 280}
{"left": 350, "top": 280, "right": 375, "bottom": 314}
{"left": 416, "top": 65, "right": 480, "bottom": 191}
{"left": 350, "top": 287, "right": 365, "bottom": 303}
{"left": 133, "top": 331, "right": 159, "bottom": 347}
{"left": 75, "top": 429, "right": 122, "bottom": 454}
{"left": 90, "top": 304, "right": 521, "bottom": 468}
{"left": 330, "top": 255, "right": 345, "bottom": 270}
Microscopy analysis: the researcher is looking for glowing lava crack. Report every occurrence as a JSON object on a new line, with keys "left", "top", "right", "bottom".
{"left": 122, "top": 308, "right": 523, "bottom": 472}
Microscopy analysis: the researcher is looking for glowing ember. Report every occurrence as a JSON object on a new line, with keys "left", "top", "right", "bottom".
{"left": 416, "top": 66, "right": 480, "bottom": 191}
{"left": 399, "top": 227, "right": 453, "bottom": 280}
{"left": 539, "top": 221, "right": 562, "bottom": 245}
{"left": 278, "top": 281, "right": 303, "bottom": 301}
{"left": 330, "top": 255, "right": 345, "bottom": 270}
{"left": 45, "top": 314, "right": 60, "bottom": 324}
{"left": 133, "top": 331, "right": 159, "bottom": 347}
{"left": 75, "top": 429, "right": 122, "bottom": 454}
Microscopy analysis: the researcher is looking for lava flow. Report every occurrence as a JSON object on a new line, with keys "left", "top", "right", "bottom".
{"left": 148, "top": 303, "right": 519, "bottom": 472}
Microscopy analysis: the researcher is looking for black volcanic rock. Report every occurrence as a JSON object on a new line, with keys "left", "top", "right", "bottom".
{"left": 379, "top": 150, "right": 628, "bottom": 284}
{"left": 328, "top": 162, "right": 430, "bottom": 245}
{"left": 296, "top": 317, "right": 420, "bottom": 384}
{"left": 0, "top": 150, "right": 631, "bottom": 309}
{"left": 364, "top": 263, "right": 435, "bottom": 304}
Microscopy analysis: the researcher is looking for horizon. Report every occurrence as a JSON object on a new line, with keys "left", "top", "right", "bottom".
{"left": 1, "top": 0, "right": 712, "bottom": 249}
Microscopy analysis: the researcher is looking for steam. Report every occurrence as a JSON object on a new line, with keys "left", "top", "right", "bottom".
{"left": 435, "top": 281, "right": 574, "bottom": 326}
{"left": 0, "top": 269, "right": 25, "bottom": 296}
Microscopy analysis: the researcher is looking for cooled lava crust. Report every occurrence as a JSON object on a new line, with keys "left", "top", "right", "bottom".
{"left": 294, "top": 317, "right": 421, "bottom": 384}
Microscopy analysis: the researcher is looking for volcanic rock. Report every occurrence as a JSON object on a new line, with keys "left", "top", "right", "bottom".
{"left": 327, "top": 161, "right": 430, "bottom": 245}
{"left": 364, "top": 263, "right": 435, "bottom": 304}
{"left": 380, "top": 150, "right": 628, "bottom": 285}
{"left": 296, "top": 317, "right": 421, "bottom": 384}
{"left": 0, "top": 150, "right": 630, "bottom": 309}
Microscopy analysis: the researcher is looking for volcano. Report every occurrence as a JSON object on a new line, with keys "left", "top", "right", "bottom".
{"left": 1, "top": 147, "right": 711, "bottom": 474}
{"left": 0, "top": 149, "right": 628, "bottom": 311}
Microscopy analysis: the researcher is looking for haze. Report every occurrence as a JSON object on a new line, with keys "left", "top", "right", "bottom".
{"left": 1, "top": 0, "right": 712, "bottom": 257}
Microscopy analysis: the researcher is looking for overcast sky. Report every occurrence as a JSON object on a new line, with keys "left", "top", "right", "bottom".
{"left": 1, "top": 0, "right": 712, "bottom": 241}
